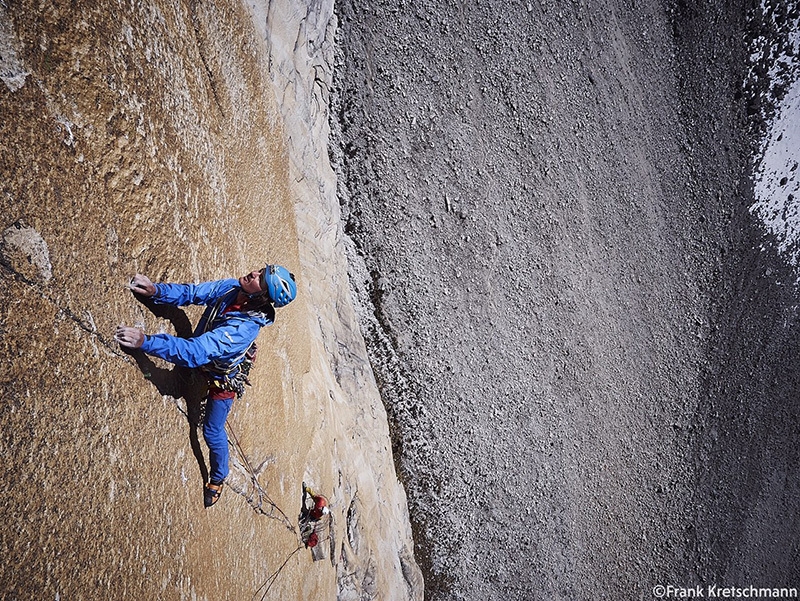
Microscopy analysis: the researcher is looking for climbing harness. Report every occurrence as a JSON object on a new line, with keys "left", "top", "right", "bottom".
{"left": 199, "top": 288, "right": 270, "bottom": 398}
{"left": 201, "top": 342, "right": 257, "bottom": 398}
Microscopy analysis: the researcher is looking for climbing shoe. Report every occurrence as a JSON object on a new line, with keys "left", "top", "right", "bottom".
{"left": 204, "top": 482, "right": 224, "bottom": 508}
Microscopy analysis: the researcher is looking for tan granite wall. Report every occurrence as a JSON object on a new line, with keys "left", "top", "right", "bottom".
{"left": 0, "top": 0, "right": 420, "bottom": 599}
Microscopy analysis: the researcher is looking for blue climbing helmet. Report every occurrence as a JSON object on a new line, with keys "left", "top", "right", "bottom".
{"left": 260, "top": 264, "right": 297, "bottom": 307}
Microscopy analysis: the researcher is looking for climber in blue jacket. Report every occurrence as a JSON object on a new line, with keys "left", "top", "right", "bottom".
{"left": 115, "top": 264, "right": 297, "bottom": 507}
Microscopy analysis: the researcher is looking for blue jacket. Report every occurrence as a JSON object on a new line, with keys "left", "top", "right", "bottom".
{"left": 139, "top": 278, "right": 274, "bottom": 370}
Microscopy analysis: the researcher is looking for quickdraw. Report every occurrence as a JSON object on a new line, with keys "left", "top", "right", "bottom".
{"left": 201, "top": 343, "right": 256, "bottom": 398}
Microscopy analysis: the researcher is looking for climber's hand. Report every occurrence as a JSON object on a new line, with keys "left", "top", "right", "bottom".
{"left": 128, "top": 274, "right": 156, "bottom": 297}
{"left": 114, "top": 325, "right": 145, "bottom": 349}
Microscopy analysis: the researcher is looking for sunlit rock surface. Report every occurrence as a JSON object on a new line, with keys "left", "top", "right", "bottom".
{"left": 0, "top": 1, "right": 421, "bottom": 599}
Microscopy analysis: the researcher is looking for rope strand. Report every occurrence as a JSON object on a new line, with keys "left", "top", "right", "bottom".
{"left": 0, "top": 260, "right": 132, "bottom": 362}
{"left": 251, "top": 544, "right": 304, "bottom": 601}
{"left": 226, "top": 418, "right": 296, "bottom": 532}
{"left": 252, "top": 534, "right": 332, "bottom": 601}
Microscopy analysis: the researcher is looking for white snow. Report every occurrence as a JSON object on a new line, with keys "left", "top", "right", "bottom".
{"left": 750, "top": 16, "right": 800, "bottom": 268}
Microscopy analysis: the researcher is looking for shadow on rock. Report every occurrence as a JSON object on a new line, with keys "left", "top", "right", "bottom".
{"left": 123, "top": 296, "right": 209, "bottom": 484}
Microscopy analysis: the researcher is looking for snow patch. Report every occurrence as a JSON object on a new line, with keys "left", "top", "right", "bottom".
{"left": 752, "top": 74, "right": 800, "bottom": 263}
{"left": 750, "top": 4, "right": 800, "bottom": 269}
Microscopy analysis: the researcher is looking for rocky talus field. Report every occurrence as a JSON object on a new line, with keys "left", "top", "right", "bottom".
{"left": 332, "top": 0, "right": 800, "bottom": 599}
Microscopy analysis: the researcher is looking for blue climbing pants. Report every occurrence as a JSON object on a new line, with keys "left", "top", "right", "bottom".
{"left": 204, "top": 396, "right": 234, "bottom": 484}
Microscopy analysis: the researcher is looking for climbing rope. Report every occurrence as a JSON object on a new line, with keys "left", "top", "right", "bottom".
{"left": 225, "top": 418, "right": 329, "bottom": 601}
{"left": 0, "top": 260, "right": 132, "bottom": 362}
{"left": 251, "top": 533, "right": 332, "bottom": 601}
{"left": 225, "top": 418, "right": 296, "bottom": 532}
{"left": 251, "top": 543, "right": 304, "bottom": 601}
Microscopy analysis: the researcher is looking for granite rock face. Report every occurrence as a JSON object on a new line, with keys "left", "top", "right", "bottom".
{"left": 0, "top": 1, "right": 420, "bottom": 600}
